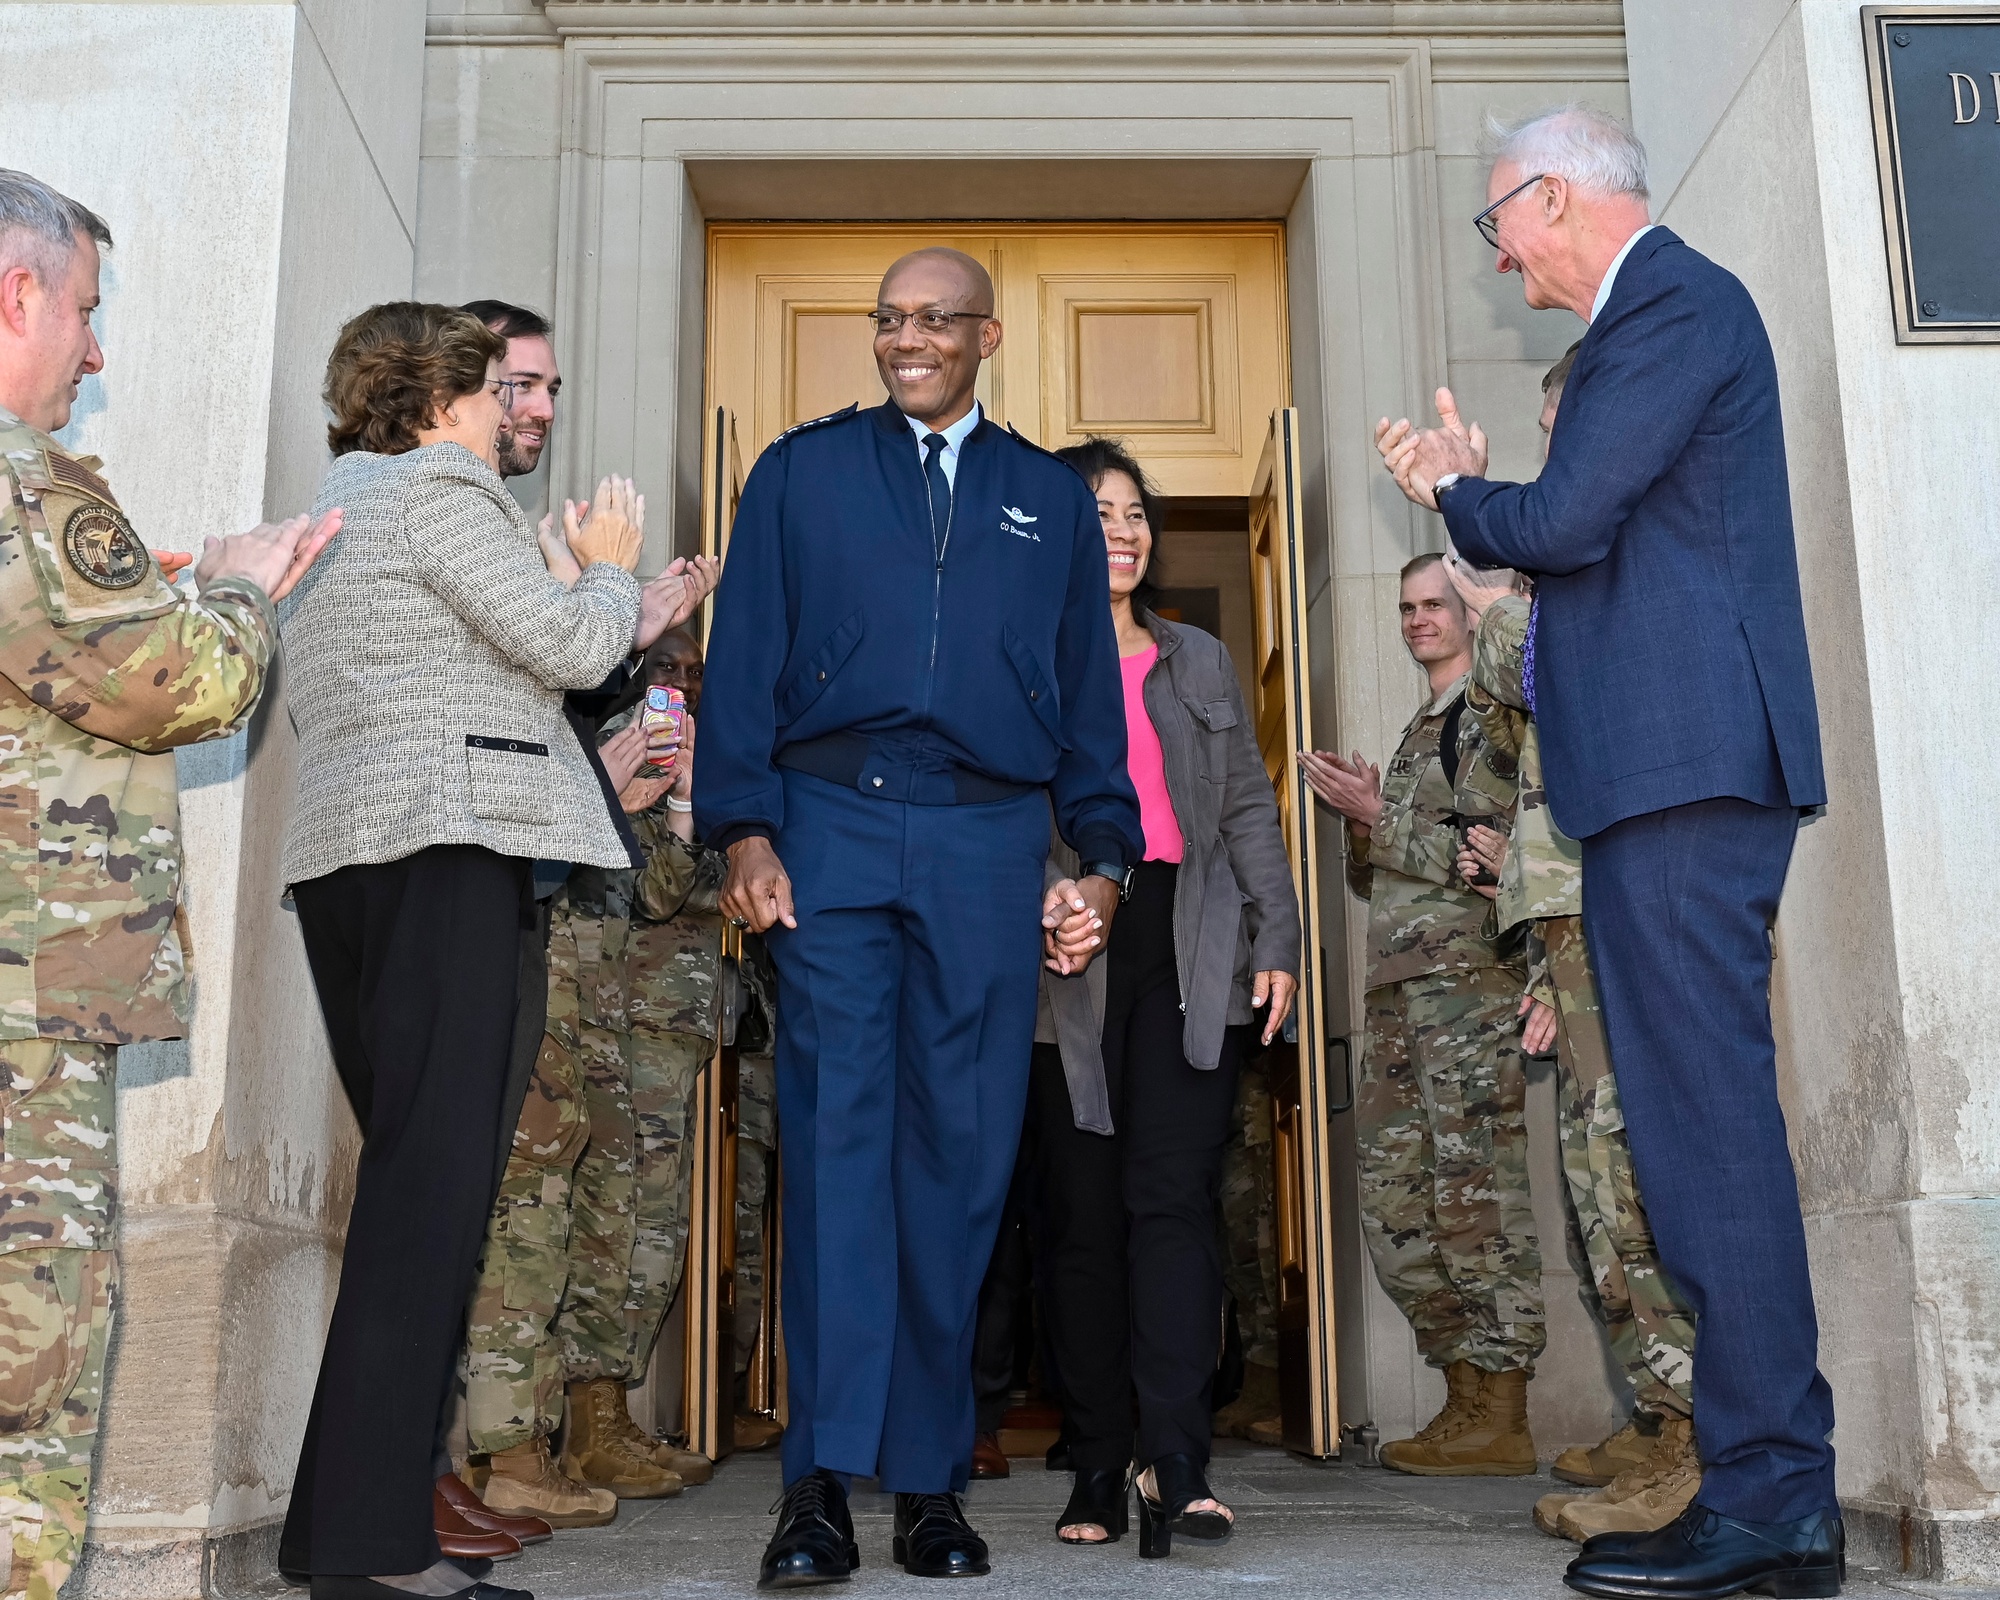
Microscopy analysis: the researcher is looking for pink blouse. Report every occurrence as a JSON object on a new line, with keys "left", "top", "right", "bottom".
{"left": 1120, "top": 646, "right": 1183, "bottom": 864}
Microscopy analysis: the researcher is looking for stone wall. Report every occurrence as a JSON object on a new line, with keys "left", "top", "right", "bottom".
{"left": 0, "top": 3, "right": 424, "bottom": 1592}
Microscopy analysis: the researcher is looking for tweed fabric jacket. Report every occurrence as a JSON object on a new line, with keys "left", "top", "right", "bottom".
{"left": 280, "top": 443, "right": 641, "bottom": 886}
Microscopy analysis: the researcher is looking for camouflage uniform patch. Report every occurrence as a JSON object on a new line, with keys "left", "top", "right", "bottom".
{"left": 464, "top": 1029, "right": 591, "bottom": 1454}
{"left": 1220, "top": 1061, "right": 1278, "bottom": 1370}
{"left": 1356, "top": 968, "right": 1544, "bottom": 1373}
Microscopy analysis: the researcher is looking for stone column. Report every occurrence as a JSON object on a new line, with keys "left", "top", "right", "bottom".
{"left": 0, "top": 4, "right": 424, "bottom": 1592}
{"left": 1626, "top": 0, "right": 2000, "bottom": 1580}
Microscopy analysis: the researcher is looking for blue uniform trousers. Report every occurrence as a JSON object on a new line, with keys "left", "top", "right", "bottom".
{"left": 1581, "top": 797, "right": 1837, "bottom": 1523}
{"left": 767, "top": 770, "right": 1049, "bottom": 1492}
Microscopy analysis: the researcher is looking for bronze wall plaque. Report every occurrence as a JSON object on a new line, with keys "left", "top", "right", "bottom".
{"left": 1863, "top": 7, "right": 2000, "bottom": 343}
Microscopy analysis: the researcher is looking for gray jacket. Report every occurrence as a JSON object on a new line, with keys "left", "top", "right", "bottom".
{"left": 1037, "top": 613, "right": 1301, "bottom": 1133}
{"left": 280, "top": 443, "right": 641, "bottom": 886}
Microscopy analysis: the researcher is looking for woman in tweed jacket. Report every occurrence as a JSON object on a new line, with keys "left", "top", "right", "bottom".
{"left": 277, "top": 303, "right": 643, "bottom": 1600}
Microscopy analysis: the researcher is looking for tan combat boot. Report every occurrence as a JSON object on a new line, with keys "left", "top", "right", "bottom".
{"left": 1559, "top": 1416, "right": 1702, "bottom": 1541}
{"left": 1375, "top": 1361, "right": 1481, "bottom": 1472}
{"left": 562, "top": 1377, "right": 685, "bottom": 1499}
{"left": 1380, "top": 1366, "right": 1536, "bottom": 1476}
{"left": 1552, "top": 1414, "right": 1661, "bottom": 1487}
{"left": 576, "top": 1375, "right": 716, "bottom": 1485}
{"left": 479, "top": 1438, "right": 618, "bottom": 1529}
{"left": 1214, "top": 1361, "right": 1282, "bottom": 1443}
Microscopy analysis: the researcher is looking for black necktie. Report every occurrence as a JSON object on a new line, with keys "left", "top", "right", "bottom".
{"left": 921, "top": 432, "right": 951, "bottom": 560}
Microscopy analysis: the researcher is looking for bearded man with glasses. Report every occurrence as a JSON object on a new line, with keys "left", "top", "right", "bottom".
{"left": 696, "top": 247, "right": 1141, "bottom": 1588}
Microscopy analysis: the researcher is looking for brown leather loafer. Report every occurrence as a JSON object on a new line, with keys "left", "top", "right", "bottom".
{"left": 970, "top": 1432, "right": 1009, "bottom": 1481}
{"left": 438, "top": 1473, "right": 553, "bottom": 1546}
{"left": 434, "top": 1485, "right": 522, "bottom": 1562}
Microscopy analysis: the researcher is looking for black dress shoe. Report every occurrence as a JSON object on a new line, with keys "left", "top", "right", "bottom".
{"left": 759, "top": 1469, "right": 859, "bottom": 1590}
{"left": 308, "top": 1580, "right": 530, "bottom": 1600}
{"left": 893, "top": 1492, "right": 990, "bottom": 1577}
{"left": 1565, "top": 1503, "right": 1843, "bottom": 1599}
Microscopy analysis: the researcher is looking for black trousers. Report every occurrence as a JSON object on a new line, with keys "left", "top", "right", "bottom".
{"left": 1030, "top": 861, "right": 1241, "bottom": 1472}
{"left": 280, "top": 844, "right": 531, "bottom": 1576}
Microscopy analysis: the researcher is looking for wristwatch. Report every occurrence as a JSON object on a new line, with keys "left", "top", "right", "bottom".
{"left": 1080, "top": 861, "right": 1136, "bottom": 903}
{"left": 1434, "top": 472, "right": 1463, "bottom": 498}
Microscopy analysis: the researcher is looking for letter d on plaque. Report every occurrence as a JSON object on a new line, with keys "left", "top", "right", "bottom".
{"left": 1951, "top": 70, "right": 1982, "bottom": 121}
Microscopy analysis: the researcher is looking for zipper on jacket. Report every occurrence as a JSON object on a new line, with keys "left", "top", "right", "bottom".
{"left": 918, "top": 464, "right": 956, "bottom": 728}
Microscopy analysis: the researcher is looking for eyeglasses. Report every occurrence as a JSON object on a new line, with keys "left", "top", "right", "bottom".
{"left": 867, "top": 308, "right": 992, "bottom": 337}
{"left": 1473, "top": 173, "right": 1549, "bottom": 249}
{"left": 488, "top": 378, "right": 522, "bottom": 410}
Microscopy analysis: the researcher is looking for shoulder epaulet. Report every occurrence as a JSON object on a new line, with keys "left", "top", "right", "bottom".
{"left": 1004, "top": 422, "right": 1071, "bottom": 467}
{"left": 774, "top": 403, "right": 859, "bottom": 445}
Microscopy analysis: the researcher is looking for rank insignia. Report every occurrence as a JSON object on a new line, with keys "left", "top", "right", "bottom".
{"left": 62, "top": 503, "right": 149, "bottom": 590}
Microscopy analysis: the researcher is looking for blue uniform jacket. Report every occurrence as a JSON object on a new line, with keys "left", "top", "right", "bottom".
{"left": 1443, "top": 228, "right": 1825, "bottom": 840}
{"left": 695, "top": 400, "right": 1144, "bottom": 868}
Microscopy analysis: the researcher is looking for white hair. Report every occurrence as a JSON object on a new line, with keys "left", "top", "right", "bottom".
{"left": 0, "top": 169, "right": 111, "bottom": 289}
{"left": 1481, "top": 106, "right": 1650, "bottom": 201}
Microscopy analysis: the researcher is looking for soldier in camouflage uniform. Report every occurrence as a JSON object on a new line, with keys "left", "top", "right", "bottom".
{"left": 1303, "top": 552, "right": 1540, "bottom": 1476}
{"left": 730, "top": 939, "right": 782, "bottom": 1447}
{"left": 0, "top": 170, "right": 333, "bottom": 1600}
{"left": 1463, "top": 578, "right": 1700, "bottom": 1541}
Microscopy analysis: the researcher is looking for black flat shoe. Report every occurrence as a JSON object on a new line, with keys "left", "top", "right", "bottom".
{"left": 1136, "top": 1454, "right": 1234, "bottom": 1559}
{"left": 1564, "top": 1503, "right": 1844, "bottom": 1599}
{"left": 893, "top": 1492, "right": 990, "bottom": 1577}
{"left": 759, "top": 1469, "right": 859, "bottom": 1590}
{"left": 1056, "top": 1467, "right": 1129, "bottom": 1545}
{"left": 308, "top": 1580, "right": 529, "bottom": 1600}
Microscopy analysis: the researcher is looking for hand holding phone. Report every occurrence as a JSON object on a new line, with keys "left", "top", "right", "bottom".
{"left": 641, "top": 685, "right": 685, "bottom": 769}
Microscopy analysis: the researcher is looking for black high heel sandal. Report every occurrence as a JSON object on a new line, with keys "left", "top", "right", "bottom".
{"left": 1136, "top": 1454, "right": 1234, "bottom": 1559}
{"left": 1055, "top": 1467, "right": 1130, "bottom": 1545}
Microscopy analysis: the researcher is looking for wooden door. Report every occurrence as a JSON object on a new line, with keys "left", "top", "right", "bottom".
{"left": 1249, "top": 410, "right": 1341, "bottom": 1458}
{"left": 705, "top": 225, "right": 1286, "bottom": 496}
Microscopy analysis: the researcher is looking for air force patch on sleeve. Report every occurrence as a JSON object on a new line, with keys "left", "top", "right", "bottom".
{"left": 63, "top": 503, "right": 150, "bottom": 590}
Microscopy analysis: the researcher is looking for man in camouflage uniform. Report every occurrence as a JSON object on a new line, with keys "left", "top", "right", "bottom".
{"left": 1450, "top": 349, "right": 1699, "bottom": 1542}
{"left": 731, "top": 952, "right": 782, "bottom": 1449}
{"left": 1302, "top": 552, "right": 1540, "bottom": 1476}
{"left": 0, "top": 169, "right": 334, "bottom": 1600}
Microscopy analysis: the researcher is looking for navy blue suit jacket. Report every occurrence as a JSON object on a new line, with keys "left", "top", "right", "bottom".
{"left": 1445, "top": 228, "right": 1825, "bottom": 840}
{"left": 695, "top": 400, "right": 1143, "bottom": 868}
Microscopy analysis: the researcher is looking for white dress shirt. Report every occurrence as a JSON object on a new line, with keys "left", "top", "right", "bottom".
{"left": 904, "top": 401, "right": 983, "bottom": 492}
{"left": 1589, "top": 224, "right": 1658, "bottom": 323}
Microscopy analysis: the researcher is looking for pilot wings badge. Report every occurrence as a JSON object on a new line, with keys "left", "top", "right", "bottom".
{"left": 1000, "top": 505, "right": 1040, "bottom": 542}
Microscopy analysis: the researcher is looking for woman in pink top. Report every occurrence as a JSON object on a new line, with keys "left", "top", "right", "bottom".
{"left": 1029, "top": 438, "right": 1301, "bottom": 1558}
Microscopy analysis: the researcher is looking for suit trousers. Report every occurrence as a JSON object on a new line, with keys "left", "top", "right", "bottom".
{"left": 1581, "top": 798, "right": 1836, "bottom": 1522}
{"left": 281, "top": 844, "right": 530, "bottom": 1576}
{"left": 1031, "top": 861, "right": 1242, "bottom": 1473}
{"left": 768, "top": 770, "right": 1049, "bottom": 1493}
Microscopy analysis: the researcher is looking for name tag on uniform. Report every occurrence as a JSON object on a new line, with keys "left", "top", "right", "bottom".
{"left": 1000, "top": 504, "right": 1039, "bottom": 542}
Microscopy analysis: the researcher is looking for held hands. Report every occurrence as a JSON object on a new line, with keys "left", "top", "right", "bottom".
{"left": 194, "top": 509, "right": 343, "bottom": 602}
{"left": 1251, "top": 970, "right": 1297, "bottom": 1046}
{"left": 565, "top": 475, "right": 644, "bottom": 573}
{"left": 1519, "top": 993, "right": 1558, "bottom": 1056}
{"left": 1457, "top": 822, "right": 1508, "bottom": 901}
{"left": 1042, "top": 876, "right": 1120, "bottom": 976}
{"left": 1375, "top": 388, "right": 1488, "bottom": 512}
{"left": 722, "top": 837, "right": 796, "bottom": 933}
{"left": 634, "top": 553, "right": 721, "bottom": 650}
{"left": 1298, "top": 750, "right": 1383, "bottom": 835}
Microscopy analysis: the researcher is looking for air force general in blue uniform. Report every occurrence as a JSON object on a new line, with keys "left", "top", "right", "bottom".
{"left": 696, "top": 257, "right": 1141, "bottom": 1584}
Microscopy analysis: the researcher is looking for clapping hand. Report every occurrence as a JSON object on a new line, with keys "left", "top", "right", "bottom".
{"left": 1457, "top": 822, "right": 1508, "bottom": 901}
{"left": 1298, "top": 750, "right": 1383, "bottom": 834}
{"left": 195, "top": 509, "right": 343, "bottom": 602}
{"left": 1441, "top": 546, "right": 1520, "bottom": 622}
{"left": 537, "top": 512, "right": 583, "bottom": 587}
{"left": 1375, "top": 388, "right": 1489, "bottom": 511}
{"left": 634, "top": 553, "right": 721, "bottom": 650}
{"left": 565, "top": 475, "right": 643, "bottom": 572}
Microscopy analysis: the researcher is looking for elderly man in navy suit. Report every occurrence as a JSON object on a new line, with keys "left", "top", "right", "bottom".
{"left": 1380, "top": 109, "right": 1841, "bottom": 1599}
